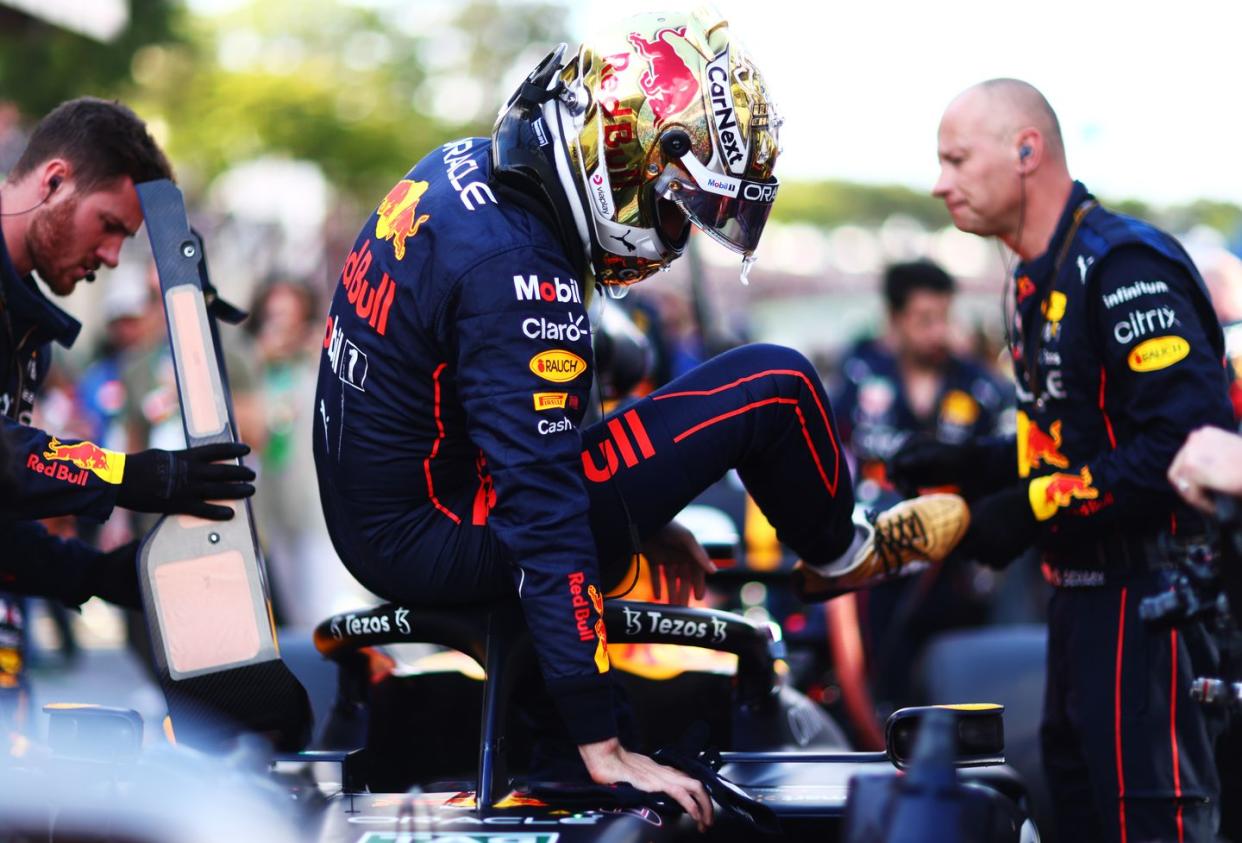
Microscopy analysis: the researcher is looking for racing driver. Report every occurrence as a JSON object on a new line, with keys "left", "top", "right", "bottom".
{"left": 312, "top": 10, "right": 969, "bottom": 826}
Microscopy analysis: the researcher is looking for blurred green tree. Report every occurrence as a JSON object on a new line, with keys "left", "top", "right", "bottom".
{"left": 0, "top": 0, "right": 182, "bottom": 116}
{"left": 126, "top": 0, "right": 568, "bottom": 200}
{"left": 770, "top": 180, "right": 952, "bottom": 229}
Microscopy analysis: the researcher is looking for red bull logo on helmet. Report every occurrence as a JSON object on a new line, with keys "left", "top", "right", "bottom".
{"left": 1029, "top": 466, "right": 1098, "bottom": 521}
{"left": 628, "top": 26, "right": 700, "bottom": 126}
{"left": 37, "top": 436, "right": 125, "bottom": 484}
{"left": 375, "top": 179, "right": 432, "bottom": 261}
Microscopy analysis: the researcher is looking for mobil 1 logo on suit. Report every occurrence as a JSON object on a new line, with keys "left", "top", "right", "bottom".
{"left": 325, "top": 314, "right": 369, "bottom": 392}
{"left": 514, "top": 273, "right": 582, "bottom": 304}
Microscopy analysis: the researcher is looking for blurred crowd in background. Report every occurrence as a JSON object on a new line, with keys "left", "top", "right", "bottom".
{"left": 6, "top": 0, "right": 1242, "bottom": 702}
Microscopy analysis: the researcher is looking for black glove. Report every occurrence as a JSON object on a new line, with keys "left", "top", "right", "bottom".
{"left": 956, "top": 484, "right": 1039, "bottom": 569}
{"left": 86, "top": 540, "right": 142, "bottom": 610}
{"left": 888, "top": 435, "right": 974, "bottom": 497}
{"left": 117, "top": 442, "right": 255, "bottom": 521}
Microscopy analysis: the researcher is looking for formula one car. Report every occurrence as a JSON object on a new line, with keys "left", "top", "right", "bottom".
{"left": 5, "top": 596, "right": 1038, "bottom": 843}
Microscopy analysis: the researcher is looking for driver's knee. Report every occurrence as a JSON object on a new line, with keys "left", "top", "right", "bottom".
{"left": 718, "top": 343, "right": 825, "bottom": 399}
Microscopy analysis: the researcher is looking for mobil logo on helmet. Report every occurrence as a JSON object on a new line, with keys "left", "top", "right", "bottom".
{"left": 375, "top": 179, "right": 432, "bottom": 261}
{"left": 530, "top": 349, "right": 587, "bottom": 383}
{"left": 628, "top": 26, "right": 700, "bottom": 125}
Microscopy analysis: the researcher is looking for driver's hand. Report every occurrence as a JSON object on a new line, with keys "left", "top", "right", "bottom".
{"left": 642, "top": 521, "right": 716, "bottom": 605}
{"left": 578, "top": 737, "right": 714, "bottom": 831}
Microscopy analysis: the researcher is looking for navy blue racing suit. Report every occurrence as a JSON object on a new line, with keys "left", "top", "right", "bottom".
{"left": 0, "top": 222, "right": 129, "bottom": 605}
{"left": 832, "top": 338, "right": 1010, "bottom": 503}
{"left": 975, "top": 182, "right": 1233, "bottom": 842}
{"left": 312, "top": 138, "right": 856, "bottom": 744}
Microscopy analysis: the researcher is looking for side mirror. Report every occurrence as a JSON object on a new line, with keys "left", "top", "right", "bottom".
{"left": 884, "top": 703, "right": 1004, "bottom": 770}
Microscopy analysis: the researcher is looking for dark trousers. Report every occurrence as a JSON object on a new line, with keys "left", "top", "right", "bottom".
{"left": 344, "top": 344, "right": 856, "bottom": 767}
{"left": 1041, "top": 574, "right": 1225, "bottom": 843}
{"left": 354, "top": 343, "right": 856, "bottom": 604}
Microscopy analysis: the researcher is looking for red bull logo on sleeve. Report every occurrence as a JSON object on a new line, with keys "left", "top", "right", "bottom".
{"left": 567, "top": 573, "right": 611, "bottom": 674}
{"left": 1016, "top": 411, "right": 1070, "bottom": 478}
{"left": 375, "top": 179, "right": 432, "bottom": 261}
{"left": 628, "top": 27, "right": 700, "bottom": 126}
{"left": 1016, "top": 275, "right": 1036, "bottom": 303}
{"left": 589, "top": 583, "right": 610, "bottom": 673}
{"left": 1029, "top": 466, "right": 1098, "bottom": 522}
{"left": 569, "top": 572, "right": 595, "bottom": 641}
{"left": 34, "top": 436, "right": 125, "bottom": 485}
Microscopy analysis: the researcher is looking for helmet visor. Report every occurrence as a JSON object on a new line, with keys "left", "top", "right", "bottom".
{"left": 654, "top": 152, "right": 779, "bottom": 256}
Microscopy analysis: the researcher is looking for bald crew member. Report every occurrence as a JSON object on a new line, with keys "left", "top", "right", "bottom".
{"left": 889, "top": 78, "right": 1233, "bottom": 842}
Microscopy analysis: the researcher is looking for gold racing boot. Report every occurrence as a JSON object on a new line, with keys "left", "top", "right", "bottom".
{"left": 793, "top": 494, "right": 970, "bottom": 603}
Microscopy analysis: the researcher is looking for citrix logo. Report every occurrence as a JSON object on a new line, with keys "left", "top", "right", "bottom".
{"left": 514, "top": 274, "right": 581, "bottom": 304}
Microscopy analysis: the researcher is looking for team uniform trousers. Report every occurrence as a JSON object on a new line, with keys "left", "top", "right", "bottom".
{"left": 1042, "top": 570, "right": 1224, "bottom": 843}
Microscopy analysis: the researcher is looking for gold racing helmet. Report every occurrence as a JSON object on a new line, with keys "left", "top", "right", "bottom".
{"left": 492, "top": 9, "right": 782, "bottom": 287}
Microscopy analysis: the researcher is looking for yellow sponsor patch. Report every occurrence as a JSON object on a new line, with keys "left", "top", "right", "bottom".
{"left": 529, "top": 349, "right": 586, "bottom": 383}
{"left": 533, "top": 391, "right": 568, "bottom": 411}
{"left": 1128, "top": 335, "right": 1189, "bottom": 372}
{"left": 939, "top": 389, "right": 980, "bottom": 427}
{"left": 1041, "top": 290, "right": 1067, "bottom": 323}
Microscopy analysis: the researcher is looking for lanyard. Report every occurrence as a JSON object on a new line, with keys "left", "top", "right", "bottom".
{"left": 1018, "top": 198, "right": 1098, "bottom": 404}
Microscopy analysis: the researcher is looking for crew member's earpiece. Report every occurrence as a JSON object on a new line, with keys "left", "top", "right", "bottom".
{"left": 1019, "top": 144, "right": 1032, "bottom": 161}
{"left": 49, "top": 176, "right": 62, "bottom": 191}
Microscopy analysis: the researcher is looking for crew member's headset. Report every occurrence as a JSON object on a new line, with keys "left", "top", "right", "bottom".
{"left": 1, "top": 175, "right": 97, "bottom": 283}
{"left": 1001, "top": 142, "right": 1034, "bottom": 354}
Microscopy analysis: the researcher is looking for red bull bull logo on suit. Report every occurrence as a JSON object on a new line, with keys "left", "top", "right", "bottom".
{"left": 33, "top": 436, "right": 125, "bottom": 485}
{"left": 1028, "top": 466, "right": 1098, "bottom": 521}
{"left": 1016, "top": 411, "right": 1071, "bottom": 477}
{"left": 375, "top": 179, "right": 431, "bottom": 261}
